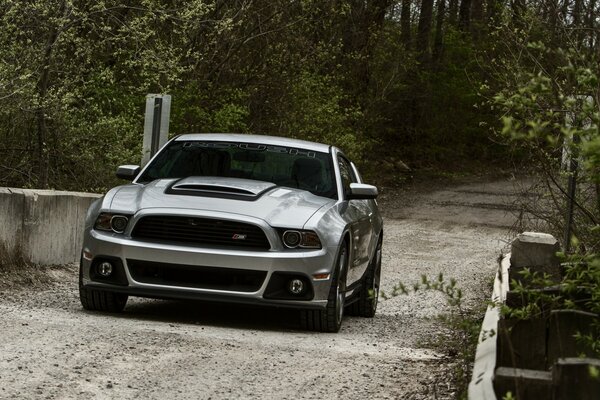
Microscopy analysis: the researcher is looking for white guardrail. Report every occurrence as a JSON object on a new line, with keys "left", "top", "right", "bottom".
{"left": 468, "top": 253, "right": 511, "bottom": 399}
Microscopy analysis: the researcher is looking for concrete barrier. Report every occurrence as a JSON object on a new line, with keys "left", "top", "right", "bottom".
{"left": 0, "top": 187, "right": 101, "bottom": 265}
{"left": 468, "top": 253, "right": 511, "bottom": 399}
{"left": 471, "top": 232, "right": 600, "bottom": 399}
{"left": 510, "top": 232, "right": 561, "bottom": 284}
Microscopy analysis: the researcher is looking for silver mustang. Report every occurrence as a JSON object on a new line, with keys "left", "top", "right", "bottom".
{"left": 79, "top": 134, "right": 383, "bottom": 332}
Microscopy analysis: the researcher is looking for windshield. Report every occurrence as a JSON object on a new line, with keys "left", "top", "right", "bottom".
{"left": 138, "top": 140, "right": 337, "bottom": 199}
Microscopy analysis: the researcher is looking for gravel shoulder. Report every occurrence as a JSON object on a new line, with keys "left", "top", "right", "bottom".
{"left": 0, "top": 177, "right": 523, "bottom": 399}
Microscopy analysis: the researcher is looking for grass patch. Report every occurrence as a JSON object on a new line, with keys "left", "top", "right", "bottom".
{"left": 434, "top": 308, "right": 484, "bottom": 399}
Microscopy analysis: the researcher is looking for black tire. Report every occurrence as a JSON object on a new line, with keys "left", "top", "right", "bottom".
{"left": 349, "top": 237, "right": 381, "bottom": 318}
{"left": 300, "top": 242, "right": 348, "bottom": 332}
{"left": 79, "top": 262, "right": 128, "bottom": 313}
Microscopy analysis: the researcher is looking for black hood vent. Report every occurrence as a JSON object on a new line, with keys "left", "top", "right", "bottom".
{"left": 166, "top": 177, "right": 276, "bottom": 201}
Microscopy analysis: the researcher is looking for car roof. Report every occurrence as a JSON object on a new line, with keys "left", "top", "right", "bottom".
{"left": 175, "top": 133, "right": 332, "bottom": 153}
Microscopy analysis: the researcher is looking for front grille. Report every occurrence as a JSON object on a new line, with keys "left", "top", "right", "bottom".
{"left": 127, "top": 259, "right": 267, "bottom": 292}
{"left": 131, "top": 216, "right": 270, "bottom": 250}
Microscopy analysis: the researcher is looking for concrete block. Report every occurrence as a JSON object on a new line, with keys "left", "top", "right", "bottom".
{"left": 510, "top": 232, "right": 561, "bottom": 284}
{"left": 0, "top": 188, "right": 25, "bottom": 253}
{"left": 0, "top": 187, "right": 101, "bottom": 265}
{"left": 497, "top": 318, "right": 547, "bottom": 370}
{"left": 21, "top": 190, "right": 98, "bottom": 265}
{"left": 547, "top": 310, "right": 599, "bottom": 367}
{"left": 493, "top": 367, "right": 552, "bottom": 400}
{"left": 552, "top": 358, "right": 600, "bottom": 400}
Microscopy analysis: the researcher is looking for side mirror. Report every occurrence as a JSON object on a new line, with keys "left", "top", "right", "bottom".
{"left": 347, "top": 183, "right": 378, "bottom": 200}
{"left": 116, "top": 165, "right": 141, "bottom": 181}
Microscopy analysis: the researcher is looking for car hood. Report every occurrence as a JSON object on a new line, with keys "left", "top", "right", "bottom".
{"left": 108, "top": 177, "right": 335, "bottom": 228}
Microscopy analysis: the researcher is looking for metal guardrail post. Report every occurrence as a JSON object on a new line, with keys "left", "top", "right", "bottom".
{"left": 563, "top": 134, "right": 579, "bottom": 253}
{"left": 141, "top": 94, "right": 171, "bottom": 166}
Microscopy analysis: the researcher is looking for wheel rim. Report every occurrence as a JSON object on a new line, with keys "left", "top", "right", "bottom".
{"left": 335, "top": 246, "right": 347, "bottom": 324}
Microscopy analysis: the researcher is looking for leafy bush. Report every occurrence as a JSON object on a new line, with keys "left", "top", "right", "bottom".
{"left": 490, "top": 16, "right": 600, "bottom": 355}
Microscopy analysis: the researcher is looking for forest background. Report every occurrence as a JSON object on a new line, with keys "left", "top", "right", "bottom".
{"left": 0, "top": 0, "right": 598, "bottom": 197}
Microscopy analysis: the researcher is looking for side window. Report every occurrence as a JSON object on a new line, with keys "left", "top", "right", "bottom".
{"left": 338, "top": 156, "right": 357, "bottom": 196}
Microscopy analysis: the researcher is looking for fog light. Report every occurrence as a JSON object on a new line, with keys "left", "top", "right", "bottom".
{"left": 288, "top": 278, "right": 305, "bottom": 295}
{"left": 97, "top": 261, "right": 113, "bottom": 277}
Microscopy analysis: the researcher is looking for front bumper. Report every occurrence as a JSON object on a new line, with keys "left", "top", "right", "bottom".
{"left": 81, "top": 229, "right": 337, "bottom": 309}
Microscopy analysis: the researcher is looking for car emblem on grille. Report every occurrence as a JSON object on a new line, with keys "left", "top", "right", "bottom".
{"left": 232, "top": 234, "right": 247, "bottom": 240}
{"left": 187, "top": 218, "right": 198, "bottom": 226}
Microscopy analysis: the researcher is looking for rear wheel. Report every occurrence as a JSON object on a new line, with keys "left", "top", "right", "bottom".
{"left": 300, "top": 242, "right": 348, "bottom": 332}
{"left": 79, "top": 261, "right": 128, "bottom": 313}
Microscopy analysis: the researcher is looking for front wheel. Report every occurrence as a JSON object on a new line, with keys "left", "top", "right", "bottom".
{"left": 300, "top": 242, "right": 348, "bottom": 332}
{"left": 79, "top": 262, "right": 128, "bottom": 313}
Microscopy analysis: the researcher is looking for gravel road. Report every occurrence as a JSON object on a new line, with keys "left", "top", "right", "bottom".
{"left": 0, "top": 178, "right": 522, "bottom": 399}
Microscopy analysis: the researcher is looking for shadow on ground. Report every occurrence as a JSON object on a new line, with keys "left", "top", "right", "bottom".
{"left": 94, "top": 297, "right": 305, "bottom": 332}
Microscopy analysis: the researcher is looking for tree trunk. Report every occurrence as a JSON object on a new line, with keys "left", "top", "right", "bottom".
{"left": 572, "top": 0, "right": 582, "bottom": 25}
{"left": 36, "top": 1, "right": 66, "bottom": 188}
{"left": 486, "top": 0, "right": 501, "bottom": 27}
{"left": 458, "top": 0, "right": 471, "bottom": 31}
{"left": 511, "top": 0, "right": 526, "bottom": 27}
{"left": 548, "top": 0, "right": 559, "bottom": 44}
{"left": 572, "top": 0, "right": 583, "bottom": 45}
{"left": 400, "top": 0, "right": 412, "bottom": 46}
{"left": 416, "top": 0, "right": 434, "bottom": 61}
{"left": 470, "top": 0, "right": 483, "bottom": 39}
{"left": 560, "top": 0, "right": 571, "bottom": 23}
{"left": 588, "top": 0, "right": 597, "bottom": 55}
{"left": 341, "top": 0, "right": 392, "bottom": 95}
{"left": 448, "top": 0, "right": 458, "bottom": 26}
{"left": 433, "top": 0, "right": 446, "bottom": 61}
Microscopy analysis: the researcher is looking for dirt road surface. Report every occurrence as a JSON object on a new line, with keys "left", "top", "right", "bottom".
{"left": 0, "top": 178, "right": 521, "bottom": 399}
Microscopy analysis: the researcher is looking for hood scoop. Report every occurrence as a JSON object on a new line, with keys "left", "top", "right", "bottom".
{"left": 165, "top": 177, "right": 276, "bottom": 201}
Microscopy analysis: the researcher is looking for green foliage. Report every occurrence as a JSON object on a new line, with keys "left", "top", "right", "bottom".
{"left": 383, "top": 273, "right": 464, "bottom": 307}
{"left": 282, "top": 71, "right": 366, "bottom": 162}
{"left": 171, "top": 86, "right": 250, "bottom": 135}
{"left": 0, "top": 0, "right": 219, "bottom": 191}
{"left": 502, "top": 391, "right": 516, "bottom": 400}
{"left": 500, "top": 268, "right": 565, "bottom": 320}
{"left": 0, "top": 0, "right": 521, "bottom": 192}
{"left": 499, "top": 251, "right": 600, "bottom": 357}
{"left": 490, "top": 13, "right": 600, "bottom": 253}
{"left": 370, "top": 23, "right": 504, "bottom": 170}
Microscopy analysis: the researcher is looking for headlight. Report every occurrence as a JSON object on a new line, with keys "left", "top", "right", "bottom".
{"left": 281, "top": 230, "right": 321, "bottom": 249}
{"left": 94, "top": 213, "right": 131, "bottom": 233}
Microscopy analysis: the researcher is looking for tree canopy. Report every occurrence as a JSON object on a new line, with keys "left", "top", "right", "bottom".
{"left": 0, "top": 0, "right": 598, "bottom": 193}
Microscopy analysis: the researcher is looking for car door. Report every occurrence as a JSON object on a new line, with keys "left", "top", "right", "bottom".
{"left": 338, "top": 156, "right": 373, "bottom": 285}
